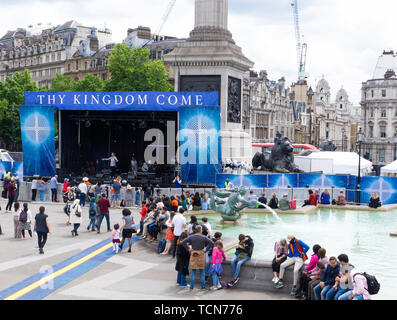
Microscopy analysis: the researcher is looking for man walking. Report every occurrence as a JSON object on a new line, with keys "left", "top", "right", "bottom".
{"left": 97, "top": 193, "right": 111, "bottom": 233}
{"left": 50, "top": 175, "right": 58, "bottom": 202}
{"left": 182, "top": 225, "right": 214, "bottom": 290}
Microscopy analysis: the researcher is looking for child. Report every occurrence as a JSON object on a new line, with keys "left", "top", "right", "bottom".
{"left": 209, "top": 240, "right": 226, "bottom": 290}
{"left": 111, "top": 224, "right": 121, "bottom": 253}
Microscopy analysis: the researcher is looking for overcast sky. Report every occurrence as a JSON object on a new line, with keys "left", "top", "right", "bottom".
{"left": 1, "top": 0, "right": 395, "bottom": 104}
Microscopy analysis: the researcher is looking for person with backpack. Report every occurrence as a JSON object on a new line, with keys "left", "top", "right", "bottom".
{"left": 87, "top": 197, "right": 97, "bottom": 232}
{"left": 69, "top": 198, "right": 82, "bottom": 237}
{"left": 6, "top": 180, "right": 17, "bottom": 211}
{"left": 275, "top": 234, "right": 310, "bottom": 296}
{"left": 18, "top": 203, "right": 33, "bottom": 239}
{"left": 338, "top": 269, "right": 373, "bottom": 300}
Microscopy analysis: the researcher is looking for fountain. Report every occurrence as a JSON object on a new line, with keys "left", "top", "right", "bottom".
{"left": 206, "top": 187, "right": 282, "bottom": 222}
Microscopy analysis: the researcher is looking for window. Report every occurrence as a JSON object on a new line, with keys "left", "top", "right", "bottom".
{"left": 327, "top": 113, "right": 329, "bottom": 119}
{"left": 370, "top": 108, "right": 374, "bottom": 117}
{"left": 67, "top": 64, "right": 71, "bottom": 72}
{"left": 380, "top": 125, "right": 386, "bottom": 138}
{"left": 371, "top": 90, "right": 374, "bottom": 97}
{"left": 379, "top": 149, "right": 385, "bottom": 163}
{"left": 76, "top": 60, "right": 79, "bottom": 70}
{"left": 382, "top": 89, "right": 386, "bottom": 97}
{"left": 326, "top": 131, "right": 329, "bottom": 138}
{"left": 340, "top": 104, "right": 343, "bottom": 109}
{"left": 381, "top": 109, "right": 386, "bottom": 117}
{"left": 369, "top": 126, "right": 374, "bottom": 138}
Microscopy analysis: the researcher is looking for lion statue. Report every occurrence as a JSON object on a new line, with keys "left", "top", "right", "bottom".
{"left": 252, "top": 132, "right": 301, "bottom": 173}
{"left": 319, "top": 139, "right": 337, "bottom": 151}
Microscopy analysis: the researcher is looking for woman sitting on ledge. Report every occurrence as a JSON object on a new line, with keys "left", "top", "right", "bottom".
{"left": 268, "top": 193, "right": 279, "bottom": 209}
{"left": 368, "top": 192, "right": 382, "bottom": 208}
{"left": 333, "top": 191, "right": 346, "bottom": 205}
{"left": 320, "top": 189, "right": 331, "bottom": 205}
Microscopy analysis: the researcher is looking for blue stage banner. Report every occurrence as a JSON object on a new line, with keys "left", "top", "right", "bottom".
{"left": 216, "top": 174, "right": 267, "bottom": 188}
{"left": 268, "top": 174, "right": 298, "bottom": 188}
{"left": 20, "top": 106, "right": 56, "bottom": 177}
{"left": 360, "top": 176, "right": 397, "bottom": 205}
{"left": 12, "top": 162, "right": 24, "bottom": 181}
{"left": 348, "top": 175, "right": 358, "bottom": 190}
{"left": 179, "top": 107, "right": 221, "bottom": 184}
{"left": 24, "top": 92, "right": 219, "bottom": 111}
{"left": 298, "top": 174, "right": 348, "bottom": 189}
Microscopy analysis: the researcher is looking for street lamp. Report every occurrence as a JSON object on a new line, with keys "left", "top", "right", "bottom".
{"left": 394, "top": 135, "right": 397, "bottom": 161}
{"left": 356, "top": 128, "right": 364, "bottom": 204}
{"left": 341, "top": 128, "right": 345, "bottom": 151}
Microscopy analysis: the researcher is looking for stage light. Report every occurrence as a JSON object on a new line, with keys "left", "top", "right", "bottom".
{"left": 85, "top": 120, "right": 91, "bottom": 128}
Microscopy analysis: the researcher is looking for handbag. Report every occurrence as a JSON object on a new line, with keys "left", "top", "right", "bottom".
{"left": 189, "top": 250, "right": 205, "bottom": 269}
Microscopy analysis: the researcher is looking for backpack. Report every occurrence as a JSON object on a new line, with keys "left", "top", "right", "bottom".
{"left": 353, "top": 272, "right": 380, "bottom": 295}
{"left": 157, "top": 239, "right": 166, "bottom": 254}
{"left": 19, "top": 210, "right": 28, "bottom": 223}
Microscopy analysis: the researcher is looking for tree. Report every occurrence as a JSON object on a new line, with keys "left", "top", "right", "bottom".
{"left": 0, "top": 69, "right": 39, "bottom": 150}
{"left": 105, "top": 44, "right": 173, "bottom": 92}
{"left": 50, "top": 73, "right": 73, "bottom": 91}
{"left": 72, "top": 73, "right": 104, "bottom": 91}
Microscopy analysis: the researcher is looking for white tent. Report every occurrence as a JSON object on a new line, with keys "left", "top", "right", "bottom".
{"left": 381, "top": 160, "right": 397, "bottom": 175}
{"left": 295, "top": 151, "right": 373, "bottom": 175}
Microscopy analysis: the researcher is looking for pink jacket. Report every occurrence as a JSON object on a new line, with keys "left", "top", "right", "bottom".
{"left": 305, "top": 254, "right": 319, "bottom": 272}
{"left": 310, "top": 257, "right": 329, "bottom": 280}
{"left": 210, "top": 247, "right": 226, "bottom": 264}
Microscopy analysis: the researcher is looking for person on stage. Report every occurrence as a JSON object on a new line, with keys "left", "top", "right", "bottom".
{"left": 173, "top": 175, "right": 182, "bottom": 188}
{"left": 131, "top": 156, "right": 138, "bottom": 179}
{"left": 102, "top": 153, "right": 119, "bottom": 177}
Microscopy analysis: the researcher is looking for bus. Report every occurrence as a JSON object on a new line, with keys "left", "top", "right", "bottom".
{"left": 252, "top": 143, "right": 318, "bottom": 156}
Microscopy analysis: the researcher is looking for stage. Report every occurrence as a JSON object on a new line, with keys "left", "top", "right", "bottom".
{"left": 20, "top": 91, "right": 222, "bottom": 186}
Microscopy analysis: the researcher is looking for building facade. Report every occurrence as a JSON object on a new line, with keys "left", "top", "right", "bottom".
{"left": 314, "top": 77, "right": 354, "bottom": 151}
{"left": 243, "top": 70, "right": 295, "bottom": 143}
{"left": 0, "top": 21, "right": 112, "bottom": 87}
{"left": 361, "top": 50, "right": 397, "bottom": 167}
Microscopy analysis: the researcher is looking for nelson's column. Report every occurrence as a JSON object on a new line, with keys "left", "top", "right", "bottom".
{"left": 164, "top": 0, "right": 254, "bottom": 163}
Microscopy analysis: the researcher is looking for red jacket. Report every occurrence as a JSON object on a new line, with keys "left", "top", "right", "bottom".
{"left": 309, "top": 193, "right": 317, "bottom": 206}
{"left": 98, "top": 198, "right": 110, "bottom": 214}
{"left": 140, "top": 205, "right": 148, "bottom": 220}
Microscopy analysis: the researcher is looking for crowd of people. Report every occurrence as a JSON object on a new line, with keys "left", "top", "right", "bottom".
{"left": 0, "top": 173, "right": 379, "bottom": 299}
{"left": 271, "top": 236, "right": 377, "bottom": 300}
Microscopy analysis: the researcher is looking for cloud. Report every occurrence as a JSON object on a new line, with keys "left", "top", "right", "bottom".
{"left": 1, "top": 0, "right": 396, "bottom": 104}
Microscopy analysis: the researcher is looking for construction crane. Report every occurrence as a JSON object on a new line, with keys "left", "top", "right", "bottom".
{"left": 290, "top": 0, "right": 308, "bottom": 80}
{"left": 143, "top": 0, "right": 176, "bottom": 47}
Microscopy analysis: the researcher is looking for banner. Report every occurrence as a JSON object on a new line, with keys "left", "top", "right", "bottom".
{"left": 298, "top": 174, "right": 348, "bottom": 189}
{"left": 24, "top": 92, "right": 219, "bottom": 111}
{"left": 268, "top": 174, "right": 298, "bottom": 188}
{"left": 179, "top": 107, "right": 221, "bottom": 184}
{"left": 216, "top": 174, "right": 267, "bottom": 189}
{"left": 20, "top": 106, "right": 56, "bottom": 177}
{"left": 360, "top": 176, "right": 397, "bottom": 205}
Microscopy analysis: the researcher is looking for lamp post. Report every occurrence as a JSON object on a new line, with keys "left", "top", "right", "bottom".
{"left": 342, "top": 128, "right": 346, "bottom": 151}
{"left": 394, "top": 135, "right": 397, "bottom": 161}
{"left": 356, "top": 128, "right": 364, "bottom": 204}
